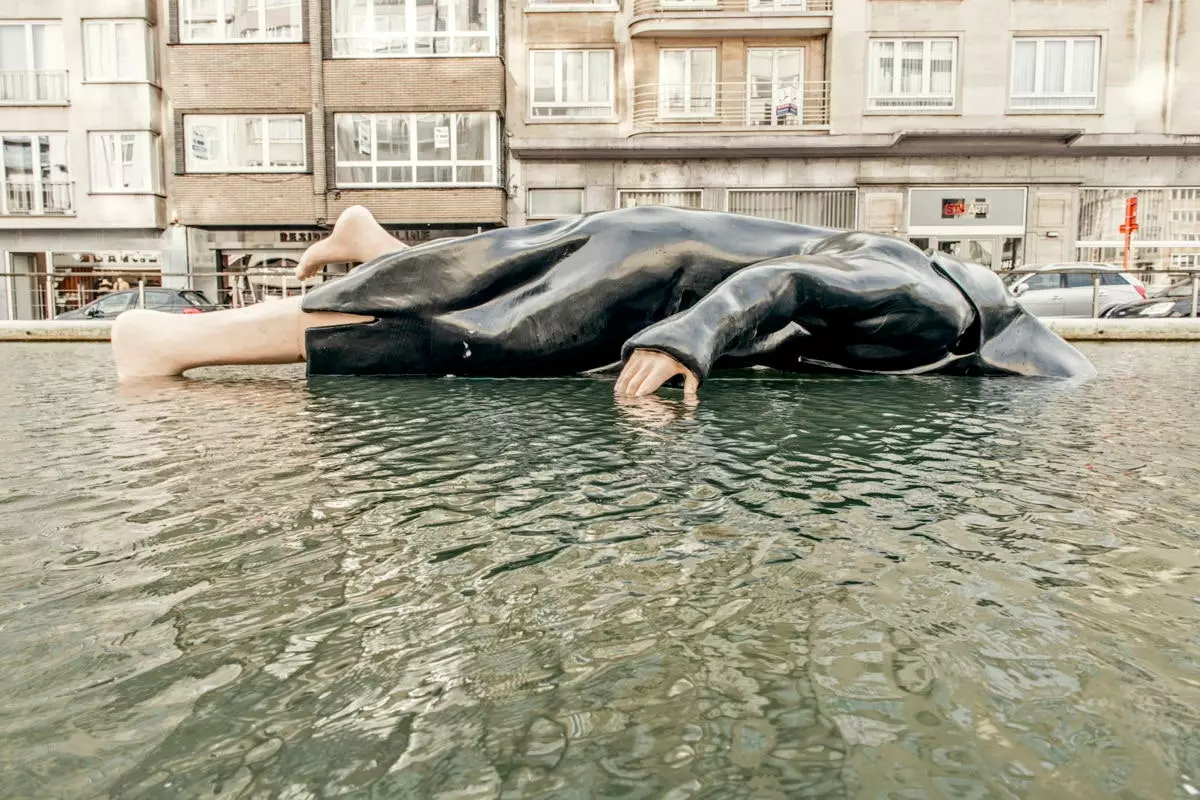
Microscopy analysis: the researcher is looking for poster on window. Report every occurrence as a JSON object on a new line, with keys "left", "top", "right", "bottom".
{"left": 434, "top": 127, "right": 450, "bottom": 149}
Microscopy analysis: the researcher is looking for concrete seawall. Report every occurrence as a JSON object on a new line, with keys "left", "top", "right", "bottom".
{"left": 4, "top": 318, "right": 1200, "bottom": 343}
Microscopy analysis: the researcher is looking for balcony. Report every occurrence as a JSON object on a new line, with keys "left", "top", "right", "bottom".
{"left": 2, "top": 182, "right": 75, "bottom": 216}
{"left": 632, "top": 81, "right": 830, "bottom": 134}
{"left": 630, "top": 0, "right": 831, "bottom": 37}
{"left": 0, "top": 71, "right": 70, "bottom": 105}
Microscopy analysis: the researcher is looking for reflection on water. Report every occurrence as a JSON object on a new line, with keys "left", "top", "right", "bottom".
{"left": 1, "top": 344, "right": 1198, "bottom": 799}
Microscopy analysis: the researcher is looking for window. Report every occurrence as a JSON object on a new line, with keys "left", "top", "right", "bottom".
{"left": 1011, "top": 37, "right": 1099, "bottom": 110}
{"left": 727, "top": 189, "right": 857, "bottom": 228}
{"left": 90, "top": 132, "right": 160, "bottom": 193}
{"left": 332, "top": 0, "right": 496, "bottom": 57}
{"left": 333, "top": 112, "right": 498, "bottom": 186}
{"left": 747, "top": 48, "right": 805, "bottom": 127}
{"left": 1, "top": 133, "right": 73, "bottom": 214}
{"left": 528, "top": 189, "right": 583, "bottom": 219}
{"left": 184, "top": 115, "right": 307, "bottom": 173}
{"left": 0, "top": 23, "right": 67, "bottom": 103}
{"left": 180, "top": 0, "right": 302, "bottom": 43}
{"left": 83, "top": 20, "right": 154, "bottom": 82}
{"left": 659, "top": 49, "right": 716, "bottom": 117}
{"left": 618, "top": 189, "right": 702, "bottom": 209}
{"left": 93, "top": 292, "right": 136, "bottom": 315}
{"left": 1024, "top": 273, "right": 1062, "bottom": 291}
{"left": 868, "top": 38, "right": 956, "bottom": 111}
{"left": 527, "top": 0, "right": 617, "bottom": 9}
{"left": 530, "top": 51, "right": 613, "bottom": 118}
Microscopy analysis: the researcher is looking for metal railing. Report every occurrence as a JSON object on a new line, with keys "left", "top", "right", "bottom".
{"left": 632, "top": 0, "right": 831, "bottom": 15}
{"left": 1002, "top": 268, "right": 1200, "bottom": 319}
{"left": 1, "top": 182, "right": 75, "bottom": 216}
{"left": 632, "top": 81, "right": 830, "bottom": 132}
{"left": 0, "top": 269, "right": 348, "bottom": 322}
{"left": 0, "top": 70, "right": 69, "bottom": 104}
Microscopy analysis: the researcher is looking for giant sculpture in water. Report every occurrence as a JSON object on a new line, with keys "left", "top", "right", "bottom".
{"left": 112, "top": 205, "right": 1096, "bottom": 396}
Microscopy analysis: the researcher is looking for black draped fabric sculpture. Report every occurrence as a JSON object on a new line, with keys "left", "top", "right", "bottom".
{"left": 300, "top": 206, "right": 1096, "bottom": 382}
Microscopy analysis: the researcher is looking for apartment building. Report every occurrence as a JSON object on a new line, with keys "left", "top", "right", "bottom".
{"left": 166, "top": 0, "right": 506, "bottom": 305}
{"left": 509, "top": 0, "right": 1200, "bottom": 272}
{"left": 0, "top": 0, "right": 181, "bottom": 320}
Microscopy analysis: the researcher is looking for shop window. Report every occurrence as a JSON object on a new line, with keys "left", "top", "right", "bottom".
{"left": 1010, "top": 36, "right": 1099, "bottom": 110}
{"left": 0, "top": 22, "right": 67, "bottom": 103}
{"left": 332, "top": 0, "right": 495, "bottom": 57}
{"left": 83, "top": 20, "right": 155, "bottom": 82}
{"left": 180, "top": 0, "right": 302, "bottom": 43}
{"left": 183, "top": 115, "right": 306, "bottom": 173}
{"left": 868, "top": 38, "right": 957, "bottom": 111}
{"left": 618, "top": 189, "right": 703, "bottom": 209}
{"left": 528, "top": 189, "right": 584, "bottom": 220}
{"left": 333, "top": 112, "right": 499, "bottom": 186}
{"left": 90, "top": 132, "right": 161, "bottom": 193}
{"left": 530, "top": 50, "right": 614, "bottom": 118}
{"left": 727, "top": 188, "right": 856, "bottom": 229}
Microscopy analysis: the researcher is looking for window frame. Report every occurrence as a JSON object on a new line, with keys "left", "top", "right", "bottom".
{"left": 179, "top": 0, "right": 304, "bottom": 44}
{"left": 866, "top": 37, "right": 958, "bottom": 113}
{"left": 82, "top": 19, "right": 155, "bottom": 83}
{"left": 330, "top": 0, "right": 497, "bottom": 58}
{"left": 0, "top": 21, "right": 68, "bottom": 105}
{"left": 529, "top": 49, "right": 616, "bottom": 120}
{"left": 1009, "top": 35, "right": 1101, "bottom": 112}
{"left": 658, "top": 47, "right": 718, "bottom": 119}
{"left": 0, "top": 132, "right": 73, "bottom": 215}
{"left": 527, "top": 188, "right": 585, "bottom": 220}
{"left": 89, "top": 131, "right": 162, "bottom": 194}
{"left": 332, "top": 112, "right": 500, "bottom": 188}
{"left": 183, "top": 114, "right": 308, "bottom": 174}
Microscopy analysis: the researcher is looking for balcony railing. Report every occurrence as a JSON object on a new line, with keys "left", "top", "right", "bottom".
{"left": 633, "top": 81, "right": 830, "bottom": 132}
{"left": 2, "top": 182, "right": 76, "bottom": 216}
{"left": 632, "top": 0, "right": 831, "bottom": 15}
{"left": 0, "top": 70, "right": 69, "bottom": 104}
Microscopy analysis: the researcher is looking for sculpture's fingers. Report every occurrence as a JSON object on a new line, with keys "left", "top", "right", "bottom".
{"left": 683, "top": 370, "right": 700, "bottom": 399}
{"left": 632, "top": 361, "right": 676, "bottom": 396}
{"left": 615, "top": 355, "right": 650, "bottom": 396}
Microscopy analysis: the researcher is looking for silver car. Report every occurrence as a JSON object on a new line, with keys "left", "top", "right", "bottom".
{"left": 1008, "top": 263, "right": 1147, "bottom": 317}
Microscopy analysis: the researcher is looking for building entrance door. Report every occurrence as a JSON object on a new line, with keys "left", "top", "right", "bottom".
{"left": 908, "top": 236, "right": 1024, "bottom": 271}
{"left": 4, "top": 252, "right": 51, "bottom": 320}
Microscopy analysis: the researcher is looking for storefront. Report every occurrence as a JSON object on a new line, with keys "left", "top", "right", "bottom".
{"left": 905, "top": 187, "right": 1028, "bottom": 272}
{"left": 188, "top": 226, "right": 491, "bottom": 308}
{"left": 1, "top": 229, "right": 185, "bottom": 320}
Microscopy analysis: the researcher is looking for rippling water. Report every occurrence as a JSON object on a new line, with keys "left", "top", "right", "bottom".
{"left": 1, "top": 343, "right": 1199, "bottom": 799}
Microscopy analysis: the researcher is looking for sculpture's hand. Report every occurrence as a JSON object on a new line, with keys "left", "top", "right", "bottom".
{"left": 615, "top": 349, "right": 700, "bottom": 399}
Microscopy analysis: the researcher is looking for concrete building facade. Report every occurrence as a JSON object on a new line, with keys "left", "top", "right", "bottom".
{"left": 509, "top": 0, "right": 1200, "bottom": 273}
{"left": 0, "top": 0, "right": 185, "bottom": 320}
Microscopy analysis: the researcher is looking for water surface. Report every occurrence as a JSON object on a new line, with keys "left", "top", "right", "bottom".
{"left": 0, "top": 343, "right": 1198, "bottom": 799}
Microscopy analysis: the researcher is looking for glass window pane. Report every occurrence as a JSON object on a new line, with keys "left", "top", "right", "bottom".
{"left": 900, "top": 40, "right": 924, "bottom": 94}
{"left": 377, "top": 165, "right": 411, "bottom": 183}
{"left": 588, "top": 51, "right": 610, "bottom": 103}
{"left": 375, "top": 116, "right": 409, "bottom": 161}
{"left": 1071, "top": 39, "right": 1096, "bottom": 93}
{"left": 529, "top": 188, "right": 583, "bottom": 217}
{"left": 871, "top": 41, "right": 894, "bottom": 95}
{"left": 230, "top": 0, "right": 261, "bottom": 40}
{"left": 335, "top": 114, "right": 371, "bottom": 162}
{"left": 0, "top": 26, "right": 29, "bottom": 71}
{"left": 1013, "top": 40, "right": 1037, "bottom": 94}
{"left": 416, "top": 165, "right": 453, "bottom": 182}
{"left": 930, "top": 41, "right": 953, "bottom": 94}
{"left": 1043, "top": 40, "right": 1067, "bottom": 93}
{"left": 562, "top": 51, "right": 584, "bottom": 102}
{"left": 417, "top": 113, "right": 452, "bottom": 162}
{"left": 336, "top": 165, "right": 372, "bottom": 184}
{"left": 456, "top": 113, "right": 491, "bottom": 161}
{"left": 661, "top": 51, "right": 685, "bottom": 85}
{"left": 32, "top": 24, "right": 66, "bottom": 70}
{"left": 456, "top": 165, "right": 486, "bottom": 183}
{"left": 229, "top": 117, "right": 260, "bottom": 168}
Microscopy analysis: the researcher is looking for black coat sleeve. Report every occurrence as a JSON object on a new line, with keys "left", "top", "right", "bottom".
{"left": 620, "top": 260, "right": 822, "bottom": 380}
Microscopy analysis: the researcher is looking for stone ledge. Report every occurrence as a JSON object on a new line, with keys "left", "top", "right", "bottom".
{"left": 1044, "top": 318, "right": 1200, "bottom": 341}
{"left": 0, "top": 321, "right": 114, "bottom": 341}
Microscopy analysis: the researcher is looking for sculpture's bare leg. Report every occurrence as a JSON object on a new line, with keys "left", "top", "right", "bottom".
{"left": 295, "top": 205, "right": 408, "bottom": 280}
{"left": 111, "top": 297, "right": 374, "bottom": 381}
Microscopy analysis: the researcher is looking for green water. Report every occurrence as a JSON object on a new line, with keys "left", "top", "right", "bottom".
{"left": 0, "top": 343, "right": 1197, "bottom": 799}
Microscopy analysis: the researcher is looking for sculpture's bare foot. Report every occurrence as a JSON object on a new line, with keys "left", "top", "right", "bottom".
{"left": 111, "top": 309, "right": 187, "bottom": 381}
{"left": 295, "top": 205, "right": 406, "bottom": 281}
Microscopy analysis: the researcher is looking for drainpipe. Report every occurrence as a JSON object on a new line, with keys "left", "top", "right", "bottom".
{"left": 1133, "top": 0, "right": 1143, "bottom": 130}
{"left": 1165, "top": 0, "right": 1181, "bottom": 130}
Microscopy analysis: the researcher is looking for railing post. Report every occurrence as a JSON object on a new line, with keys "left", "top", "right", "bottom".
{"left": 1191, "top": 273, "right": 1198, "bottom": 318}
{"left": 137, "top": 280, "right": 145, "bottom": 308}
{"left": 1091, "top": 272, "right": 1101, "bottom": 318}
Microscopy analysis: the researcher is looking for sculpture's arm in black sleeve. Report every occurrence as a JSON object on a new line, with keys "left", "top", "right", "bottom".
{"left": 620, "top": 259, "right": 835, "bottom": 380}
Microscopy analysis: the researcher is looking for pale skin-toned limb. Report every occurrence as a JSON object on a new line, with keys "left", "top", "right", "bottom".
{"left": 113, "top": 203, "right": 695, "bottom": 395}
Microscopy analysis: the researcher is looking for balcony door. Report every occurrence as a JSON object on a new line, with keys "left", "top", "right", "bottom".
{"left": 746, "top": 48, "right": 804, "bottom": 127}
{"left": 659, "top": 49, "right": 716, "bottom": 117}
{"left": 2, "top": 134, "right": 72, "bottom": 215}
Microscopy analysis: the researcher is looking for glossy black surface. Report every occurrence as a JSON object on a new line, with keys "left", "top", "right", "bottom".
{"left": 302, "top": 207, "right": 1096, "bottom": 381}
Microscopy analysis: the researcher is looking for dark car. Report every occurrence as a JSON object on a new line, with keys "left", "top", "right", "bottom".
{"left": 57, "top": 288, "right": 219, "bottom": 320}
{"left": 1102, "top": 279, "right": 1200, "bottom": 319}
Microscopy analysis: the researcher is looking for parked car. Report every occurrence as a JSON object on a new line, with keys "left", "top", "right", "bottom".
{"left": 1008, "top": 263, "right": 1146, "bottom": 317}
{"left": 57, "top": 288, "right": 219, "bottom": 320}
{"left": 1102, "top": 278, "right": 1200, "bottom": 318}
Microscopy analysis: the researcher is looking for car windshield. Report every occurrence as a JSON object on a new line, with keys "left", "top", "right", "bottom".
{"left": 181, "top": 291, "right": 215, "bottom": 307}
